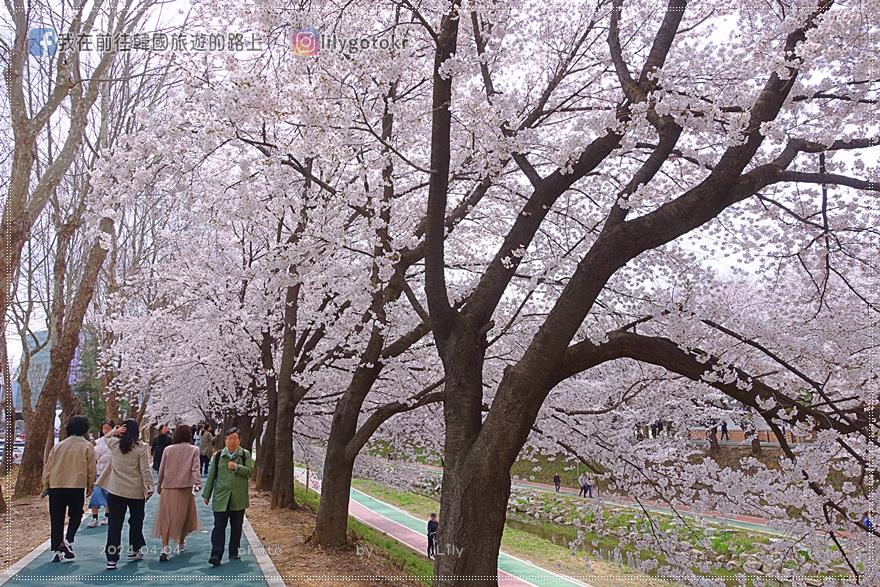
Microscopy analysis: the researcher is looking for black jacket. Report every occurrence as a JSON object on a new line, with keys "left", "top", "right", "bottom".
{"left": 151, "top": 433, "right": 172, "bottom": 470}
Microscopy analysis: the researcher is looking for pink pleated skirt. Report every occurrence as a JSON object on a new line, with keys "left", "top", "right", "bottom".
{"left": 152, "top": 487, "right": 201, "bottom": 543}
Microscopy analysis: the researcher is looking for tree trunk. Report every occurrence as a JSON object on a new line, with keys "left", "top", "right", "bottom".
{"left": 102, "top": 369, "right": 119, "bottom": 424}
{"left": 0, "top": 484, "right": 6, "bottom": 514}
{"left": 708, "top": 428, "right": 720, "bottom": 455}
{"left": 235, "top": 414, "right": 255, "bottom": 451}
{"left": 253, "top": 413, "right": 264, "bottom": 455}
{"left": 433, "top": 324, "right": 511, "bottom": 585}
{"left": 434, "top": 455, "right": 511, "bottom": 584}
{"left": 271, "top": 381, "right": 295, "bottom": 508}
{"left": 15, "top": 382, "right": 58, "bottom": 496}
{"left": 136, "top": 392, "right": 150, "bottom": 425}
{"left": 315, "top": 443, "right": 355, "bottom": 546}
{"left": 0, "top": 151, "right": 34, "bottom": 333}
{"left": 14, "top": 219, "right": 112, "bottom": 496}
{"left": 270, "top": 280, "right": 302, "bottom": 509}
{"left": 255, "top": 331, "right": 277, "bottom": 491}
{"left": 58, "top": 379, "right": 81, "bottom": 439}
{"left": 751, "top": 437, "right": 762, "bottom": 456}
{"left": 314, "top": 329, "right": 384, "bottom": 544}
{"left": 1, "top": 335, "right": 15, "bottom": 476}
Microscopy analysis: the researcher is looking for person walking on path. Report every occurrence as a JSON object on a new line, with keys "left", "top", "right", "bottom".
{"left": 553, "top": 473, "right": 561, "bottom": 492}
{"left": 426, "top": 513, "right": 439, "bottom": 559}
{"left": 154, "top": 424, "right": 202, "bottom": 561}
{"left": 578, "top": 473, "right": 588, "bottom": 497}
{"left": 203, "top": 427, "right": 254, "bottom": 566}
{"left": 199, "top": 424, "right": 215, "bottom": 476}
{"left": 151, "top": 425, "right": 173, "bottom": 472}
{"left": 720, "top": 421, "right": 730, "bottom": 441}
{"left": 578, "top": 473, "right": 593, "bottom": 498}
{"left": 97, "top": 419, "right": 154, "bottom": 570}
{"left": 86, "top": 419, "right": 114, "bottom": 528}
{"left": 42, "top": 415, "right": 96, "bottom": 563}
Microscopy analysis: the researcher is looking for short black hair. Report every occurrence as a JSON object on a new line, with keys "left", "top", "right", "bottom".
{"left": 225, "top": 427, "right": 240, "bottom": 438}
{"left": 66, "top": 415, "right": 90, "bottom": 437}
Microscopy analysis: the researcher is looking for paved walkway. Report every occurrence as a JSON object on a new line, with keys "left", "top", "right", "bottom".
{"left": 294, "top": 468, "right": 594, "bottom": 587}
{"left": 0, "top": 475, "right": 279, "bottom": 586}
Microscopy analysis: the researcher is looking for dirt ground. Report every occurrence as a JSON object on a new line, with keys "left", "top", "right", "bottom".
{"left": 1, "top": 471, "right": 50, "bottom": 571}
{"left": 246, "top": 489, "right": 423, "bottom": 587}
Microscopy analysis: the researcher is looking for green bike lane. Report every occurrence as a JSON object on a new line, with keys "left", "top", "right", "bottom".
{"left": 1, "top": 474, "right": 279, "bottom": 586}
{"left": 296, "top": 468, "right": 594, "bottom": 587}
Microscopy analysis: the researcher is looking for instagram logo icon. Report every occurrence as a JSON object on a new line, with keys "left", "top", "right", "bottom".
{"left": 293, "top": 27, "right": 320, "bottom": 56}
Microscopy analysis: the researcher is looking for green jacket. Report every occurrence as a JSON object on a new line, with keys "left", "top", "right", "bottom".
{"left": 204, "top": 447, "right": 254, "bottom": 512}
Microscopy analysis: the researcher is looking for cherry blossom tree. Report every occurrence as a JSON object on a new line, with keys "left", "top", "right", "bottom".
{"left": 412, "top": 0, "right": 878, "bottom": 583}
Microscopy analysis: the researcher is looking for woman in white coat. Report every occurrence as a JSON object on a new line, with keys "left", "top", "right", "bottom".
{"left": 86, "top": 420, "right": 114, "bottom": 527}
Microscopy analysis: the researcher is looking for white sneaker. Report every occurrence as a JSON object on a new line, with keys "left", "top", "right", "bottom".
{"left": 100, "top": 516, "right": 109, "bottom": 526}
{"left": 61, "top": 540, "right": 75, "bottom": 561}
{"left": 127, "top": 549, "right": 144, "bottom": 561}
{"left": 106, "top": 561, "right": 117, "bottom": 570}
{"left": 86, "top": 517, "right": 99, "bottom": 528}
{"left": 51, "top": 551, "right": 65, "bottom": 563}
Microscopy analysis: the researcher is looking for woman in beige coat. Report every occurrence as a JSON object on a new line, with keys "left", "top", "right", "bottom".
{"left": 96, "top": 419, "right": 153, "bottom": 570}
{"left": 153, "top": 424, "right": 202, "bottom": 561}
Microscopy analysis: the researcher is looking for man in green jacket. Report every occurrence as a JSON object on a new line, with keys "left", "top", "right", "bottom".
{"left": 203, "top": 427, "right": 254, "bottom": 565}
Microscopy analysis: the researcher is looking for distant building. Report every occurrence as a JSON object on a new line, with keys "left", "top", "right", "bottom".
{"left": 11, "top": 329, "right": 52, "bottom": 414}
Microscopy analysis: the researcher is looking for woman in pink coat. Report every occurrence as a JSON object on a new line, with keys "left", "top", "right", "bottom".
{"left": 153, "top": 424, "right": 201, "bottom": 561}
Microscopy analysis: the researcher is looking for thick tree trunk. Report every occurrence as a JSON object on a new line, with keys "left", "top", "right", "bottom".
{"left": 271, "top": 382, "right": 295, "bottom": 508}
{"left": 255, "top": 330, "right": 277, "bottom": 491}
{"left": 435, "top": 456, "right": 511, "bottom": 584}
{"left": 15, "top": 382, "right": 58, "bottom": 496}
{"left": 235, "top": 414, "right": 255, "bottom": 451}
{"left": 270, "top": 279, "right": 302, "bottom": 509}
{"left": 314, "top": 328, "right": 384, "bottom": 545}
{"left": 433, "top": 324, "right": 510, "bottom": 585}
{"left": 315, "top": 442, "right": 355, "bottom": 546}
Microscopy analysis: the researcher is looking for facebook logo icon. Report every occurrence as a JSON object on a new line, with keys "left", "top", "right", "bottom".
{"left": 28, "top": 27, "right": 57, "bottom": 57}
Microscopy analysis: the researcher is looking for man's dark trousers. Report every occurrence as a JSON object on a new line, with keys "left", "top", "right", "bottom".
{"left": 211, "top": 505, "right": 245, "bottom": 560}
{"left": 48, "top": 488, "right": 85, "bottom": 551}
